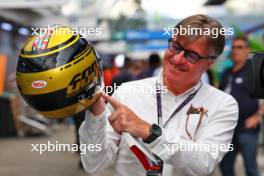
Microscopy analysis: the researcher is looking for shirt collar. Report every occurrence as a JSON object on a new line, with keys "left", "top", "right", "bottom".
{"left": 157, "top": 69, "right": 202, "bottom": 98}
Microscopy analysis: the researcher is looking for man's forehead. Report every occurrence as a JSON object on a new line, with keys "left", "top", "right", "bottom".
{"left": 233, "top": 39, "right": 247, "bottom": 45}
{"left": 175, "top": 35, "right": 208, "bottom": 45}
{"left": 175, "top": 35, "right": 213, "bottom": 55}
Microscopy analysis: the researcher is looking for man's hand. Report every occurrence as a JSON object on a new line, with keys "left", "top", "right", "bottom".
{"left": 89, "top": 94, "right": 106, "bottom": 116}
{"left": 101, "top": 93, "right": 151, "bottom": 140}
{"left": 245, "top": 114, "right": 261, "bottom": 129}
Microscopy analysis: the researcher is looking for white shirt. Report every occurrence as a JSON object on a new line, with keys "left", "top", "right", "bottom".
{"left": 79, "top": 72, "right": 238, "bottom": 176}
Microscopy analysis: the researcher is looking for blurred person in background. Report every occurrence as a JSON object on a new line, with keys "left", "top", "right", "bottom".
{"left": 103, "top": 57, "right": 120, "bottom": 87}
{"left": 112, "top": 56, "right": 134, "bottom": 87}
{"left": 219, "top": 36, "right": 264, "bottom": 176}
{"left": 137, "top": 53, "right": 161, "bottom": 79}
{"left": 130, "top": 60, "right": 145, "bottom": 78}
{"left": 111, "top": 57, "right": 147, "bottom": 95}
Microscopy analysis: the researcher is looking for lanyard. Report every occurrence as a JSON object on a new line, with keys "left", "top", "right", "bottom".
{"left": 156, "top": 81, "right": 202, "bottom": 128}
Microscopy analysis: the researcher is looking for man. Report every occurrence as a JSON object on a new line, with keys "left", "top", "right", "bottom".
{"left": 112, "top": 56, "right": 134, "bottom": 87}
{"left": 79, "top": 14, "right": 238, "bottom": 176}
{"left": 219, "top": 36, "right": 263, "bottom": 176}
{"left": 137, "top": 53, "right": 161, "bottom": 79}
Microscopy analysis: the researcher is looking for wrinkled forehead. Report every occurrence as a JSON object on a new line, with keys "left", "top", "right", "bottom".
{"left": 174, "top": 35, "right": 214, "bottom": 55}
{"left": 173, "top": 32, "right": 211, "bottom": 45}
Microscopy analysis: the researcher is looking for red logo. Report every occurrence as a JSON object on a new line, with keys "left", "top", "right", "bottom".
{"left": 32, "top": 80, "right": 47, "bottom": 89}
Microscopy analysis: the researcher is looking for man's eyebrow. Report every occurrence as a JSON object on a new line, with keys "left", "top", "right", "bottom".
{"left": 175, "top": 40, "right": 204, "bottom": 56}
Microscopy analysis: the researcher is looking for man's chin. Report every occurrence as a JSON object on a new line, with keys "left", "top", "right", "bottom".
{"left": 164, "top": 73, "right": 184, "bottom": 85}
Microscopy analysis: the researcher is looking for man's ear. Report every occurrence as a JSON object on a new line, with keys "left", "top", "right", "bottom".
{"left": 246, "top": 48, "right": 251, "bottom": 54}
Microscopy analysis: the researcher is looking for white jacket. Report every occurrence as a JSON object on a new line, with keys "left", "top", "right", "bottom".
{"left": 79, "top": 73, "right": 238, "bottom": 176}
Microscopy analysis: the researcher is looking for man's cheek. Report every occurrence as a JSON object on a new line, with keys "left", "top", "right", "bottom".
{"left": 165, "top": 50, "right": 176, "bottom": 61}
{"left": 186, "top": 66, "right": 200, "bottom": 77}
{"left": 163, "top": 56, "right": 171, "bottom": 71}
{"left": 184, "top": 63, "right": 195, "bottom": 72}
{"left": 192, "top": 67, "right": 206, "bottom": 80}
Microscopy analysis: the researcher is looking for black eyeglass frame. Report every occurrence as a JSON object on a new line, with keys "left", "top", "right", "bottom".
{"left": 167, "top": 38, "right": 218, "bottom": 64}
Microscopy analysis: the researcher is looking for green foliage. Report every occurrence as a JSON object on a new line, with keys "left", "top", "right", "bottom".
{"left": 232, "top": 24, "right": 264, "bottom": 52}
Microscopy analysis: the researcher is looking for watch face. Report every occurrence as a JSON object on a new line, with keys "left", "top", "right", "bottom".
{"left": 144, "top": 124, "right": 162, "bottom": 144}
{"left": 152, "top": 124, "right": 162, "bottom": 137}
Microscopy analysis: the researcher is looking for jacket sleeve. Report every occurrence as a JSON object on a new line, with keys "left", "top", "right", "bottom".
{"left": 148, "top": 95, "right": 238, "bottom": 176}
{"left": 79, "top": 92, "right": 123, "bottom": 175}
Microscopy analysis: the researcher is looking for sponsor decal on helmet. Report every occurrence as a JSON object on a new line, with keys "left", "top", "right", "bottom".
{"left": 32, "top": 80, "right": 47, "bottom": 89}
{"left": 67, "top": 61, "right": 98, "bottom": 96}
{"left": 32, "top": 29, "right": 53, "bottom": 51}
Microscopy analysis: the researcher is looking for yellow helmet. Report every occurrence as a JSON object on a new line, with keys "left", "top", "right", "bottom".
{"left": 16, "top": 26, "right": 103, "bottom": 118}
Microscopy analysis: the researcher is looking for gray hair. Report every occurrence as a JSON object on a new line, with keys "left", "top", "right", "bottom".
{"left": 174, "top": 14, "right": 225, "bottom": 56}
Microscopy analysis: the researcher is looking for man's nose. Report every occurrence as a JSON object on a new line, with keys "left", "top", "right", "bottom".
{"left": 172, "top": 51, "right": 186, "bottom": 64}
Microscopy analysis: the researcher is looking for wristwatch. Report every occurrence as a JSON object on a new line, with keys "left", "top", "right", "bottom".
{"left": 143, "top": 124, "right": 162, "bottom": 144}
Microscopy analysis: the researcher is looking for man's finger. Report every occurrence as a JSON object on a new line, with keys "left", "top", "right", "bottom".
{"left": 101, "top": 92, "right": 123, "bottom": 110}
{"left": 108, "top": 109, "right": 122, "bottom": 124}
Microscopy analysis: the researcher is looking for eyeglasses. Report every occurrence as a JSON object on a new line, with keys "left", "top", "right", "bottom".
{"left": 168, "top": 38, "right": 218, "bottom": 64}
{"left": 232, "top": 45, "right": 247, "bottom": 50}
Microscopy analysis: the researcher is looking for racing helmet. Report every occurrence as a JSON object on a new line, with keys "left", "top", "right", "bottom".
{"left": 16, "top": 26, "right": 103, "bottom": 118}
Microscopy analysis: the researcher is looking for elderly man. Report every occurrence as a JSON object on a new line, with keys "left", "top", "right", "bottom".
{"left": 79, "top": 14, "right": 238, "bottom": 176}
